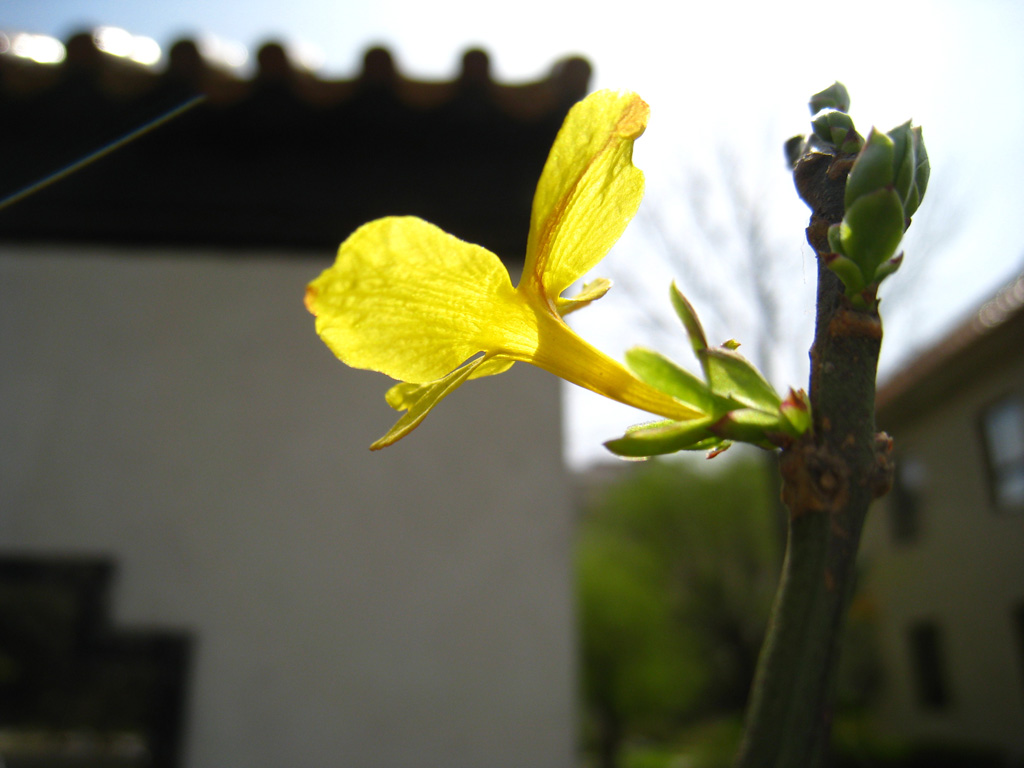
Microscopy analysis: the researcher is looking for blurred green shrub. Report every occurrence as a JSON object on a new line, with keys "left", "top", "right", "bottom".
{"left": 575, "top": 454, "right": 782, "bottom": 766}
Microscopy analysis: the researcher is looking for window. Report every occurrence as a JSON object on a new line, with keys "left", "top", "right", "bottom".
{"left": 889, "top": 455, "right": 925, "bottom": 544}
{"left": 908, "top": 620, "right": 949, "bottom": 710}
{"left": 980, "top": 395, "right": 1024, "bottom": 511}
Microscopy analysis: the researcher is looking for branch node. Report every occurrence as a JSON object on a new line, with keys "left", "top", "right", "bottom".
{"left": 870, "top": 431, "right": 895, "bottom": 499}
{"left": 779, "top": 438, "right": 850, "bottom": 519}
{"left": 827, "top": 303, "right": 882, "bottom": 339}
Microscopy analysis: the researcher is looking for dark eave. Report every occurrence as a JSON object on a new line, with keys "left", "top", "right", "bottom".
{"left": 876, "top": 273, "right": 1024, "bottom": 427}
{"left": 0, "top": 31, "right": 591, "bottom": 260}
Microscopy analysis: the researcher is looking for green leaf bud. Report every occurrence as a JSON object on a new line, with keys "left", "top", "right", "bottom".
{"left": 810, "top": 111, "right": 830, "bottom": 144}
{"left": 809, "top": 82, "right": 851, "bottom": 114}
{"left": 784, "top": 135, "right": 806, "bottom": 169}
{"left": 822, "top": 251, "right": 867, "bottom": 295}
{"left": 905, "top": 126, "right": 930, "bottom": 218}
{"left": 904, "top": 185, "right": 920, "bottom": 220}
{"left": 888, "top": 121, "right": 917, "bottom": 205}
{"left": 779, "top": 389, "right": 812, "bottom": 436}
{"left": 796, "top": 84, "right": 928, "bottom": 304}
{"left": 827, "top": 222, "right": 846, "bottom": 256}
{"left": 811, "top": 109, "right": 861, "bottom": 151}
{"left": 604, "top": 416, "right": 719, "bottom": 458}
{"left": 839, "top": 188, "right": 906, "bottom": 278}
{"left": 845, "top": 128, "right": 895, "bottom": 209}
{"left": 872, "top": 252, "right": 904, "bottom": 283}
{"left": 838, "top": 131, "right": 864, "bottom": 156}
{"left": 914, "top": 127, "right": 930, "bottom": 194}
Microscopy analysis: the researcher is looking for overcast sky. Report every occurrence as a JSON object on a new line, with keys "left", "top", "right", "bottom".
{"left": 8, "top": 0, "right": 1024, "bottom": 467}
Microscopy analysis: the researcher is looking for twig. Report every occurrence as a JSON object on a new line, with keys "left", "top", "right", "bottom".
{"left": 734, "top": 150, "right": 894, "bottom": 767}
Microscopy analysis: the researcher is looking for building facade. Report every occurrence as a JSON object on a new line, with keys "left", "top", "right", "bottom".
{"left": 860, "top": 274, "right": 1024, "bottom": 761}
{"left": 1, "top": 33, "right": 589, "bottom": 768}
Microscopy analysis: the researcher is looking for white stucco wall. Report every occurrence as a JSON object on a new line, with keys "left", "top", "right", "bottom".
{"left": 0, "top": 244, "right": 576, "bottom": 768}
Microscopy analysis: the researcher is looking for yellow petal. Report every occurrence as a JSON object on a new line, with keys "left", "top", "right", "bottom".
{"left": 385, "top": 380, "right": 431, "bottom": 412}
{"left": 371, "top": 357, "right": 488, "bottom": 450}
{"left": 556, "top": 277, "right": 612, "bottom": 316}
{"left": 523, "top": 90, "right": 648, "bottom": 301}
{"left": 306, "top": 217, "right": 515, "bottom": 384}
{"left": 471, "top": 357, "right": 516, "bottom": 378}
{"left": 383, "top": 356, "right": 514, "bottom": 413}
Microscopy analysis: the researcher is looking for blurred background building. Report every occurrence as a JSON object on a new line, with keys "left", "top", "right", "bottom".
{"left": 0, "top": 33, "right": 588, "bottom": 768}
{"left": 862, "top": 273, "right": 1024, "bottom": 763}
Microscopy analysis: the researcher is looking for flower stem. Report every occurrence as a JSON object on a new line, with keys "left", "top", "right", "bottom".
{"left": 734, "top": 150, "right": 893, "bottom": 767}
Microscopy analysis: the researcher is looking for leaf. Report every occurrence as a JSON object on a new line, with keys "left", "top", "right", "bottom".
{"left": 604, "top": 417, "right": 719, "bottom": 458}
{"left": 701, "top": 347, "right": 782, "bottom": 412}
{"left": 708, "top": 408, "right": 783, "bottom": 447}
{"left": 624, "top": 348, "right": 714, "bottom": 413}
{"left": 670, "top": 282, "right": 710, "bottom": 379}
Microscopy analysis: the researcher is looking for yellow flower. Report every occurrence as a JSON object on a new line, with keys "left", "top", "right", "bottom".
{"left": 305, "top": 90, "right": 703, "bottom": 449}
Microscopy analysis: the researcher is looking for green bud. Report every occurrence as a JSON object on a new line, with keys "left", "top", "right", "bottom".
{"left": 844, "top": 121, "right": 928, "bottom": 221}
{"left": 889, "top": 121, "right": 917, "bottom": 205}
{"left": 823, "top": 250, "right": 867, "bottom": 295}
{"left": 827, "top": 222, "right": 845, "bottom": 255}
{"left": 809, "top": 82, "right": 851, "bottom": 114}
{"left": 839, "top": 188, "right": 906, "bottom": 278}
{"left": 810, "top": 110, "right": 832, "bottom": 145}
{"left": 811, "top": 109, "right": 861, "bottom": 151}
{"left": 845, "top": 128, "right": 895, "bottom": 209}
{"left": 904, "top": 186, "right": 920, "bottom": 220}
{"left": 914, "top": 128, "right": 930, "bottom": 194}
{"left": 784, "top": 135, "right": 806, "bottom": 169}
{"left": 779, "top": 389, "right": 812, "bottom": 436}
{"left": 872, "top": 252, "right": 904, "bottom": 283}
{"left": 906, "top": 126, "right": 929, "bottom": 218}
{"left": 838, "top": 131, "right": 864, "bottom": 155}
{"left": 797, "top": 84, "right": 929, "bottom": 305}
